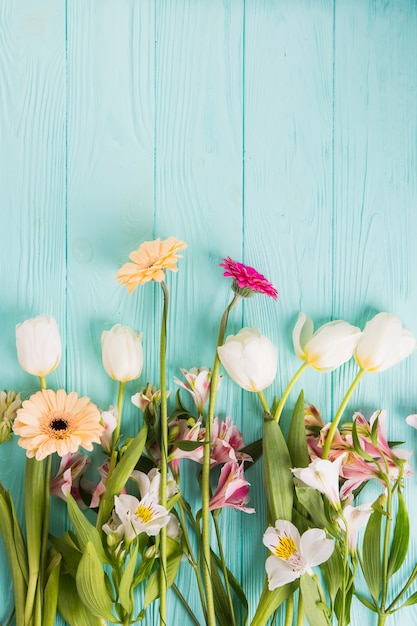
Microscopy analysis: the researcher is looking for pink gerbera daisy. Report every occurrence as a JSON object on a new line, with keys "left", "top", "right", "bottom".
{"left": 220, "top": 257, "right": 278, "bottom": 299}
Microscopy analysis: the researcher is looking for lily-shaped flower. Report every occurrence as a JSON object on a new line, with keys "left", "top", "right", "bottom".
{"left": 130, "top": 467, "right": 179, "bottom": 501}
{"left": 354, "top": 312, "right": 416, "bottom": 372}
{"left": 131, "top": 383, "right": 171, "bottom": 416}
{"left": 168, "top": 418, "right": 206, "bottom": 476}
{"left": 263, "top": 520, "right": 334, "bottom": 589}
{"left": 174, "top": 367, "right": 214, "bottom": 414}
{"left": 209, "top": 462, "right": 255, "bottom": 513}
{"left": 114, "top": 492, "right": 170, "bottom": 541}
{"left": 100, "top": 406, "right": 118, "bottom": 454}
{"left": 211, "top": 415, "right": 252, "bottom": 466}
{"left": 50, "top": 452, "right": 91, "bottom": 508}
{"left": 218, "top": 327, "right": 277, "bottom": 392}
{"left": 338, "top": 499, "right": 373, "bottom": 553}
{"left": 292, "top": 455, "right": 346, "bottom": 509}
{"left": 293, "top": 312, "right": 362, "bottom": 372}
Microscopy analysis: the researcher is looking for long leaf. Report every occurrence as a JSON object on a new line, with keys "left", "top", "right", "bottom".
{"left": 98, "top": 424, "right": 148, "bottom": 527}
{"left": 287, "top": 390, "right": 309, "bottom": 469}
{"left": 250, "top": 578, "right": 298, "bottom": 626}
{"left": 362, "top": 509, "right": 382, "bottom": 604}
{"left": 49, "top": 531, "right": 82, "bottom": 578}
{"left": 118, "top": 547, "right": 138, "bottom": 613}
{"left": 300, "top": 574, "right": 331, "bottom": 626}
{"left": 211, "top": 551, "right": 248, "bottom": 625}
{"left": 211, "top": 551, "right": 234, "bottom": 626}
{"left": 67, "top": 493, "right": 109, "bottom": 564}
{"left": 141, "top": 538, "right": 182, "bottom": 613}
{"left": 76, "top": 542, "right": 116, "bottom": 622}
{"left": 320, "top": 550, "right": 344, "bottom": 607}
{"left": 387, "top": 490, "right": 410, "bottom": 578}
{"left": 263, "top": 417, "right": 293, "bottom": 523}
{"left": 58, "top": 573, "right": 105, "bottom": 626}
{"left": 43, "top": 553, "right": 62, "bottom": 626}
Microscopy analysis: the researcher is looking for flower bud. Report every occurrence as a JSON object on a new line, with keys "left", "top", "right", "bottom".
{"left": 101, "top": 324, "right": 144, "bottom": 382}
{"left": 217, "top": 328, "right": 277, "bottom": 392}
{"left": 16, "top": 314, "right": 62, "bottom": 377}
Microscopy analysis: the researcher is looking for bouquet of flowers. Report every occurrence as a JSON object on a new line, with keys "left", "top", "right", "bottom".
{"left": 1, "top": 237, "right": 417, "bottom": 626}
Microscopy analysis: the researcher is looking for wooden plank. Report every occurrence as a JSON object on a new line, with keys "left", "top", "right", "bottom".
{"left": 243, "top": 0, "right": 334, "bottom": 619}
{"left": 153, "top": 0, "right": 244, "bottom": 622}
{"left": 0, "top": 1, "right": 66, "bottom": 622}
{"left": 333, "top": 1, "right": 417, "bottom": 624}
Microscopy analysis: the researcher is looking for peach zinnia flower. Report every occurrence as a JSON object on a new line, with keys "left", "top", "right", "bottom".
{"left": 116, "top": 237, "right": 187, "bottom": 293}
{"left": 13, "top": 389, "right": 103, "bottom": 460}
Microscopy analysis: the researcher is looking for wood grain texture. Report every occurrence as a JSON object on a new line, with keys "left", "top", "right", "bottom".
{"left": 1, "top": 0, "right": 417, "bottom": 624}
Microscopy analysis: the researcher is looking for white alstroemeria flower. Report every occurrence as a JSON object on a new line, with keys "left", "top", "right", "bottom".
{"left": 292, "top": 312, "right": 362, "bottom": 372}
{"left": 16, "top": 314, "right": 62, "bottom": 377}
{"left": 217, "top": 327, "right": 277, "bottom": 392}
{"left": 114, "top": 493, "right": 170, "bottom": 541}
{"left": 263, "top": 520, "right": 334, "bottom": 589}
{"left": 101, "top": 324, "right": 144, "bottom": 382}
{"left": 292, "top": 455, "right": 346, "bottom": 509}
{"left": 130, "top": 467, "right": 178, "bottom": 502}
{"left": 338, "top": 500, "right": 373, "bottom": 553}
{"left": 354, "top": 312, "right": 416, "bottom": 373}
{"left": 406, "top": 414, "right": 417, "bottom": 430}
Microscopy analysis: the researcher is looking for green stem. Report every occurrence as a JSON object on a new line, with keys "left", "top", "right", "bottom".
{"left": 284, "top": 595, "right": 294, "bottom": 626}
{"left": 380, "top": 482, "right": 393, "bottom": 615}
{"left": 202, "top": 293, "right": 241, "bottom": 626}
{"left": 112, "top": 381, "right": 126, "bottom": 448}
{"left": 159, "top": 281, "right": 169, "bottom": 626}
{"left": 272, "top": 363, "right": 309, "bottom": 422}
{"left": 213, "top": 511, "right": 235, "bottom": 626}
{"left": 296, "top": 591, "right": 304, "bottom": 626}
{"left": 322, "top": 368, "right": 365, "bottom": 459}
{"left": 257, "top": 391, "right": 271, "bottom": 415}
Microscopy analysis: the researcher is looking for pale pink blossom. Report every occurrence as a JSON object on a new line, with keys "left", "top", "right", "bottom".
{"left": 168, "top": 418, "right": 206, "bottom": 476}
{"left": 100, "top": 406, "right": 118, "bottom": 454}
{"left": 292, "top": 455, "right": 346, "bottom": 509}
{"left": 131, "top": 383, "right": 170, "bottom": 415}
{"left": 209, "top": 462, "right": 255, "bottom": 513}
{"left": 174, "top": 367, "right": 214, "bottom": 414}
{"left": 50, "top": 452, "right": 91, "bottom": 508}
{"left": 338, "top": 500, "right": 373, "bottom": 553}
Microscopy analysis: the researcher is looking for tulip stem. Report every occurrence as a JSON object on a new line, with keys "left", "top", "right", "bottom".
{"left": 202, "top": 293, "right": 241, "bottom": 626}
{"left": 257, "top": 391, "right": 271, "bottom": 415}
{"left": 112, "top": 381, "right": 125, "bottom": 449}
{"left": 322, "top": 368, "right": 365, "bottom": 459}
{"left": 39, "top": 377, "right": 47, "bottom": 390}
{"left": 159, "top": 281, "right": 169, "bottom": 626}
{"left": 272, "top": 363, "right": 308, "bottom": 422}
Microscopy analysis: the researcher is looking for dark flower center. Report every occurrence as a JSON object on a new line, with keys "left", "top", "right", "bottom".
{"left": 50, "top": 418, "right": 68, "bottom": 432}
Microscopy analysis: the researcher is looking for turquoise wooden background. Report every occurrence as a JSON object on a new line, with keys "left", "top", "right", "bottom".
{"left": 1, "top": 0, "right": 417, "bottom": 624}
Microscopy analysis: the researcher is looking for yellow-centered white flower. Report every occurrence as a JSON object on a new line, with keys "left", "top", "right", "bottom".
{"left": 292, "top": 312, "right": 362, "bottom": 372}
{"left": 16, "top": 314, "right": 62, "bottom": 377}
{"left": 101, "top": 324, "right": 144, "bottom": 382}
{"left": 217, "top": 327, "right": 277, "bottom": 392}
{"left": 354, "top": 312, "right": 416, "bottom": 372}
{"left": 263, "top": 519, "right": 334, "bottom": 589}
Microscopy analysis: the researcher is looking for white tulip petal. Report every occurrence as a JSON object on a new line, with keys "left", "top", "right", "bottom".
{"left": 292, "top": 312, "right": 313, "bottom": 360}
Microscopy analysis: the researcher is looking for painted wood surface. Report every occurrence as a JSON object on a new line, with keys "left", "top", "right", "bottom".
{"left": 0, "top": 0, "right": 416, "bottom": 624}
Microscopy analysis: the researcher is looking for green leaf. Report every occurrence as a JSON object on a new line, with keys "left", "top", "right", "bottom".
{"left": 76, "top": 542, "right": 116, "bottom": 622}
{"left": 287, "top": 390, "right": 309, "bottom": 469}
{"left": 211, "top": 552, "right": 234, "bottom": 625}
{"left": 211, "top": 551, "right": 248, "bottom": 625}
{"left": 300, "top": 574, "right": 331, "bottom": 626}
{"left": 362, "top": 509, "right": 382, "bottom": 604}
{"left": 320, "top": 549, "right": 344, "bottom": 606}
{"left": 250, "top": 578, "right": 298, "bottom": 625}
{"left": 99, "top": 425, "right": 148, "bottom": 526}
{"left": 43, "top": 552, "right": 62, "bottom": 626}
{"left": 295, "top": 486, "right": 330, "bottom": 530}
{"left": 387, "top": 490, "right": 410, "bottom": 578}
{"left": 399, "top": 591, "right": 417, "bottom": 608}
{"left": 119, "top": 547, "right": 138, "bottom": 613}
{"left": 58, "top": 573, "right": 104, "bottom": 626}
{"left": 171, "top": 440, "right": 207, "bottom": 452}
{"left": 67, "top": 493, "right": 110, "bottom": 564}
{"left": 49, "top": 531, "right": 82, "bottom": 578}
{"left": 142, "top": 538, "right": 182, "bottom": 612}
{"left": 355, "top": 592, "right": 378, "bottom": 612}
{"left": 240, "top": 438, "right": 262, "bottom": 467}
{"left": 263, "top": 417, "right": 293, "bottom": 522}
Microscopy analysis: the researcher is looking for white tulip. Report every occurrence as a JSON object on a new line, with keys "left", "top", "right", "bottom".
{"left": 292, "top": 312, "right": 362, "bottom": 372}
{"left": 16, "top": 314, "right": 62, "bottom": 377}
{"left": 354, "top": 312, "right": 416, "bottom": 372}
{"left": 217, "top": 327, "right": 277, "bottom": 392}
{"left": 101, "top": 324, "right": 144, "bottom": 382}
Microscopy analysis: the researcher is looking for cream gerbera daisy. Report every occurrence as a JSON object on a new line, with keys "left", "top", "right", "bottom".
{"left": 116, "top": 237, "right": 187, "bottom": 293}
{"left": 13, "top": 389, "right": 103, "bottom": 460}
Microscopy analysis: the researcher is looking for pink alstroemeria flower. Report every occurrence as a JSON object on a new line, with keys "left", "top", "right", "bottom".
{"left": 131, "top": 383, "right": 171, "bottom": 416}
{"left": 100, "top": 406, "right": 118, "bottom": 454}
{"left": 174, "top": 367, "right": 214, "bottom": 415}
{"left": 338, "top": 499, "right": 373, "bottom": 553}
{"left": 211, "top": 415, "right": 252, "bottom": 466}
{"left": 209, "top": 462, "right": 255, "bottom": 513}
{"left": 50, "top": 452, "right": 91, "bottom": 508}
{"left": 220, "top": 257, "right": 278, "bottom": 299}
